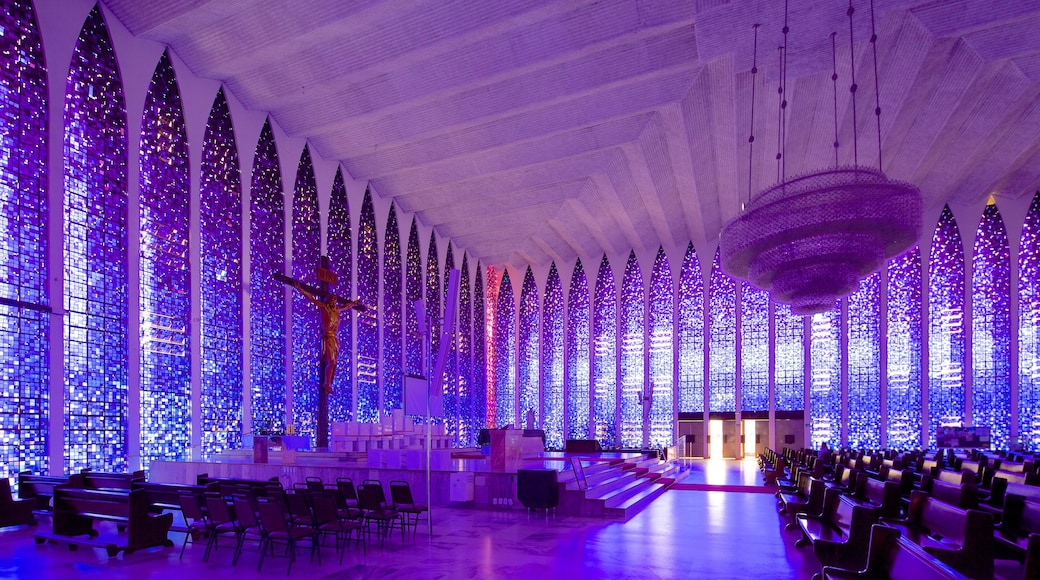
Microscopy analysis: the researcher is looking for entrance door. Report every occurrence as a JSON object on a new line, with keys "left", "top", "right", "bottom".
{"left": 709, "top": 419, "right": 724, "bottom": 458}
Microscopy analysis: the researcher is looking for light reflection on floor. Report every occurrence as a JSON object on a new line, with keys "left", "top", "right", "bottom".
{"left": 678, "top": 457, "right": 767, "bottom": 487}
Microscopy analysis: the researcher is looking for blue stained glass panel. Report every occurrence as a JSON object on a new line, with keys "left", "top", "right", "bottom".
{"left": 593, "top": 256, "right": 617, "bottom": 446}
{"left": 928, "top": 206, "right": 966, "bottom": 446}
{"left": 383, "top": 205, "right": 403, "bottom": 415}
{"left": 426, "top": 234, "right": 441, "bottom": 365}
{"left": 0, "top": 0, "right": 49, "bottom": 482}
{"left": 485, "top": 266, "right": 499, "bottom": 426}
{"left": 249, "top": 119, "right": 285, "bottom": 434}
{"left": 567, "top": 260, "right": 591, "bottom": 439}
{"left": 848, "top": 274, "right": 881, "bottom": 448}
{"left": 887, "top": 248, "right": 922, "bottom": 449}
{"left": 473, "top": 264, "right": 487, "bottom": 431}
{"left": 405, "top": 219, "right": 422, "bottom": 378}
{"left": 542, "top": 264, "right": 565, "bottom": 449}
{"left": 291, "top": 147, "right": 321, "bottom": 436}
{"left": 356, "top": 190, "right": 379, "bottom": 422}
{"left": 971, "top": 203, "right": 1010, "bottom": 450}
{"left": 139, "top": 52, "right": 190, "bottom": 469}
{"left": 326, "top": 170, "right": 353, "bottom": 423}
{"left": 648, "top": 248, "right": 673, "bottom": 447}
{"left": 619, "top": 252, "right": 644, "bottom": 448}
{"left": 199, "top": 88, "right": 242, "bottom": 456}
{"left": 443, "top": 246, "right": 457, "bottom": 437}
{"left": 458, "top": 255, "right": 473, "bottom": 444}
{"left": 810, "top": 306, "right": 841, "bottom": 448}
{"left": 709, "top": 249, "right": 736, "bottom": 412}
{"left": 518, "top": 267, "right": 540, "bottom": 429}
{"left": 494, "top": 271, "right": 515, "bottom": 428}
{"left": 678, "top": 243, "right": 704, "bottom": 413}
{"left": 64, "top": 6, "right": 129, "bottom": 472}
{"left": 740, "top": 286, "right": 769, "bottom": 412}
{"left": 774, "top": 303, "right": 804, "bottom": 412}
{"left": 1019, "top": 193, "right": 1040, "bottom": 451}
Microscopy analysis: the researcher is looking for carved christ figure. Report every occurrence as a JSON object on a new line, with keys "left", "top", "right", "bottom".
{"left": 290, "top": 280, "right": 362, "bottom": 395}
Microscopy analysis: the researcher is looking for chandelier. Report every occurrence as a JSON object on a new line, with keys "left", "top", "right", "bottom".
{"left": 719, "top": 0, "right": 921, "bottom": 315}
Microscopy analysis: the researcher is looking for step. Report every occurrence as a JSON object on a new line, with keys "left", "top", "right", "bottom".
{"left": 604, "top": 481, "right": 669, "bottom": 519}
{"left": 568, "top": 468, "right": 631, "bottom": 492}
{"left": 584, "top": 472, "right": 643, "bottom": 500}
{"left": 602, "top": 477, "right": 660, "bottom": 508}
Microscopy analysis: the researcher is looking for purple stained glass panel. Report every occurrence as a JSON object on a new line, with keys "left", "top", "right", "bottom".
{"left": 494, "top": 271, "right": 515, "bottom": 427}
{"left": 648, "top": 248, "right": 674, "bottom": 447}
{"left": 485, "top": 266, "right": 499, "bottom": 426}
{"left": 740, "top": 285, "right": 769, "bottom": 412}
{"left": 619, "top": 252, "right": 644, "bottom": 448}
{"left": 64, "top": 6, "right": 129, "bottom": 472}
{"left": 199, "top": 88, "right": 242, "bottom": 456}
{"left": 326, "top": 170, "right": 353, "bottom": 423}
{"left": 0, "top": 0, "right": 49, "bottom": 482}
{"left": 774, "top": 303, "right": 804, "bottom": 412}
{"left": 1019, "top": 193, "right": 1040, "bottom": 451}
{"left": 356, "top": 189, "right": 379, "bottom": 422}
{"left": 443, "top": 246, "right": 457, "bottom": 437}
{"left": 473, "top": 264, "right": 487, "bottom": 430}
{"left": 291, "top": 147, "right": 321, "bottom": 436}
{"left": 848, "top": 274, "right": 881, "bottom": 448}
{"left": 383, "top": 204, "right": 403, "bottom": 415}
{"left": 458, "top": 254, "right": 473, "bottom": 444}
{"left": 678, "top": 243, "right": 704, "bottom": 414}
{"left": 406, "top": 219, "right": 422, "bottom": 378}
{"left": 139, "top": 51, "right": 190, "bottom": 468}
{"left": 887, "top": 248, "right": 922, "bottom": 449}
{"left": 249, "top": 119, "right": 286, "bottom": 434}
{"left": 810, "top": 305, "right": 841, "bottom": 448}
{"left": 593, "top": 256, "right": 617, "bottom": 446}
{"left": 709, "top": 249, "right": 735, "bottom": 412}
{"left": 972, "top": 203, "right": 1010, "bottom": 450}
{"left": 567, "top": 260, "right": 590, "bottom": 439}
{"left": 928, "top": 206, "right": 966, "bottom": 447}
{"left": 518, "top": 267, "right": 540, "bottom": 429}
{"left": 542, "top": 263, "right": 564, "bottom": 449}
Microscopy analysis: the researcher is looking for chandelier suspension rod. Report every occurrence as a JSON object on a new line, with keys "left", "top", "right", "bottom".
{"left": 847, "top": 0, "right": 859, "bottom": 166}
{"left": 831, "top": 32, "right": 839, "bottom": 168}
{"left": 780, "top": 0, "right": 789, "bottom": 184}
{"left": 748, "top": 23, "right": 760, "bottom": 207}
{"left": 869, "top": 0, "right": 883, "bottom": 171}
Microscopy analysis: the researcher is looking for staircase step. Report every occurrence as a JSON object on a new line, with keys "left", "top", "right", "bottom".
{"left": 584, "top": 473, "right": 643, "bottom": 500}
{"left": 596, "top": 476, "right": 655, "bottom": 504}
{"left": 604, "top": 482, "right": 669, "bottom": 519}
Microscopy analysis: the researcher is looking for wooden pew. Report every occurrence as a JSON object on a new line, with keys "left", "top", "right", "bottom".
{"left": 796, "top": 487, "right": 878, "bottom": 570}
{"left": 17, "top": 472, "right": 68, "bottom": 515}
{"left": 822, "top": 525, "right": 969, "bottom": 579}
{"left": 81, "top": 470, "right": 145, "bottom": 491}
{"left": 196, "top": 474, "right": 278, "bottom": 498}
{"left": 982, "top": 481, "right": 1040, "bottom": 522}
{"left": 920, "top": 476, "right": 979, "bottom": 509}
{"left": 825, "top": 464, "right": 858, "bottom": 492}
{"left": 133, "top": 481, "right": 212, "bottom": 533}
{"left": 850, "top": 473, "right": 903, "bottom": 518}
{"left": 778, "top": 473, "right": 826, "bottom": 530}
{"left": 994, "top": 494, "right": 1040, "bottom": 564}
{"left": 880, "top": 491, "right": 994, "bottom": 579}
{"left": 879, "top": 464, "right": 915, "bottom": 497}
{"left": 33, "top": 486, "right": 174, "bottom": 556}
{"left": 0, "top": 478, "right": 36, "bottom": 527}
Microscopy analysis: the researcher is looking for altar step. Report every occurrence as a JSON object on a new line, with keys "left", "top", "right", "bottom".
{"left": 559, "top": 455, "right": 685, "bottom": 521}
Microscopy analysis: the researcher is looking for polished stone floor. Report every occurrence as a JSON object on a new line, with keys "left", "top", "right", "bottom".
{"left": 0, "top": 461, "right": 820, "bottom": 579}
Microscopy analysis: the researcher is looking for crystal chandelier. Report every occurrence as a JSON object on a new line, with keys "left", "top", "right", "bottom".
{"left": 719, "top": 0, "right": 921, "bottom": 315}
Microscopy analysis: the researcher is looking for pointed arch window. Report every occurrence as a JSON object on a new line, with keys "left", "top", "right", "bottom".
{"left": 326, "top": 170, "right": 353, "bottom": 421}
{"left": 619, "top": 252, "right": 644, "bottom": 448}
{"left": 383, "top": 205, "right": 403, "bottom": 415}
{"left": 708, "top": 249, "right": 736, "bottom": 412}
{"left": 887, "top": 248, "right": 922, "bottom": 448}
{"left": 356, "top": 190, "right": 379, "bottom": 422}
{"left": 678, "top": 244, "right": 704, "bottom": 413}
{"left": 542, "top": 263, "right": 565, "bottom": 448}
{"left": 518, "top": 267, "right": 540, "bottom": 428}
{"left": 494, "top": 271, "right": 515, "bottom": 427}
{"left": 291, "top": 147, "right": 321, "bottom": 435}
{"left": 567, "top": 260, "right": 591, "bottom": 439}
{"left": 1019, "top": 193, "right": 1040, "bottom": 451}
{"left": 928, "top": 206, "right": 966, "bottom": 446}
{"left": 593, "top": 256, "right": 617, "bottom": 445}
{"left": 458, "top": 255, "right": 474, "bottom": 444}
{"left": 848, "top": 274, "right": 881, "bottom": 448}
{"left": 648, "top": 249, "right": 673, "bottom": 447}
{"left": 972, "top": 202, "right": 1010, "bottom": 449}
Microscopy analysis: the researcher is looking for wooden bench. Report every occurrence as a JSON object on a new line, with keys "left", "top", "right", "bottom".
{"left": 197, "top": 474, "right": 279, "bottom": 498}
{"left": 850, "top": 473, "right": 903, "bottom": 518}
{"left": 0, "top": 478, "right": 35, "bottom": 527}
{"left": 821, "top": 525, "right": 969, "bottom": 579}
{"left": 81, "top": 470, "right": 145, "bottom": 491}
{"left": 778, "top": 473, "right": 826, "bottom": 530}
{"left": 920, "top": 475, "right": 979, "bottom": 509}
{"left": 133, "top": 481, "right": 212, "bottom": 533}
{"left": 994, "top": 494, "right": 1040, "bottom": 564}
{"left": 33, "top": 486, "right": 174, "bottom": 556}
{"left": 796, "top": 487, "right": 879, "bottom": 570}
{"left": 825, "top": 464, "right": 858, "bottom": 492}
{"left": 879, "top": 464, "right": 915, "bottom": 497}
{"left": 880, "top": 491, "right": 994, "bottom": 579}
{"left": 931, "top": 469, "right": 978, "bottom": 487}
{"left": 17, "top": 472, "right": 69, "bottom": 514}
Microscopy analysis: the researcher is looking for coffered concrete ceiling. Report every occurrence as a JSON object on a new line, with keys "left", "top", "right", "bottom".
{"left": 104, "top": 0, "right": 1040, "bottom": 270}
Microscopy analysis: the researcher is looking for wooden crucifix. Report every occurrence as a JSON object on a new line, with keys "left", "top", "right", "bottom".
{"left": 275, "top": 256, "right": 367, "bottom": 449}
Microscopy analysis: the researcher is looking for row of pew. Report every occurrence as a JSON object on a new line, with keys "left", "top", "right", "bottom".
{"left": 758, "top": 447, "right": 1040, "bottom": 580}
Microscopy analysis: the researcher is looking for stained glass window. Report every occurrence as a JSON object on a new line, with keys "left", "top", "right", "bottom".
{"left": 1019, "top": 193, "right": 1040, "bottom": 451}
{"left": 740, "top": 286, "right": 769, "bottom": 412}
{"left": 593, "top": 256, "right": 617, "bottom": 446}
{"left": 426, "top": 234, "right": 441, "bottom": 363}
{"left": 0, "top": 0, "right": 48, "bottom": 481}
{"left": 199, "top": 88, "right": 242, "bottom": 457}
{"left": 648, "top": 248, "right": 673, "bottom": 447}
{"left": 405, "top": 218, "right": 422, "bottom": 378}
{"left": 971, "top": 202, "right": 1010, "bottom": 450}
{"left": 443, "top": 245, "right": 457, "bottom": 437}
{"left": 383, "top": 204, "right": 403, "bottom": 415}
{"left": 774, "top": 303, "right": 804, "bottom": 412}
{"left": 484, "top": 266, "right": 499, "bottom": 425}
{"left": 326, "top": 170, "right": 353, "bottom": 423}
{"left": 567, "top": 260, "right": 591, "bottom": 439}
{"left": 928, "top": 206, "right": 966, "bottom": 446}
{"left": 542, "top": 263, "right": 565, "bottom": 449}
{"left": 473, "top": 264, "right": 488, "bottom": 430}
{"left": 356, "top": 189, "right": 379, "bottom": 422}
{"left": 848, "top": 274, "right": 881, "bottom": 448}
{"left": 708, "top": 249, "right": 736, "bottom": 412}
{"left": 619, "top": 252, "right": 644, "bottom": 448}
{"left": 518, "top": 267, "right": 540, "bottom": 429}
{"left": 887, "top": 247, "right": 922, "bottom": 449}
{"left": 458, "top": 255, "right": 473, "bottom": 444}
{"left": 64, "top": 6, "right": 128, "bottom": 472}
{"left": 494, "top": 271, "right": 515, "bottom": 427}
{"left": 291, "top": 147, "right": 320, "bottom": 436}
{"left": 678, "top": 243, "right": 704, "bottom": 413}
{"left": 810, "top": 306, "right": 841, "bottom": 447}
{"left": 249, "top": 119, "right": 285, "bottom": 435}
{"left": 139, "top": 51, "right": 190, "bottom": 468}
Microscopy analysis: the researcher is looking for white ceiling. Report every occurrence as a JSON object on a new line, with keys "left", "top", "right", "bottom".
{"left": 104, "top": 0, "right": 1040, "bottom": 270}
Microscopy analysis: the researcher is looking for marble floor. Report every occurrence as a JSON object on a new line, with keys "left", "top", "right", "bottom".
{"left": 0, "top": 461, "right": 820, "bottom": 579}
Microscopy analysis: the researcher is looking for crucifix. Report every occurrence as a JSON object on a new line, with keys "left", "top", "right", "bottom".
{"left": 274, "top": 255, "right": 367, "bottom": 449}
